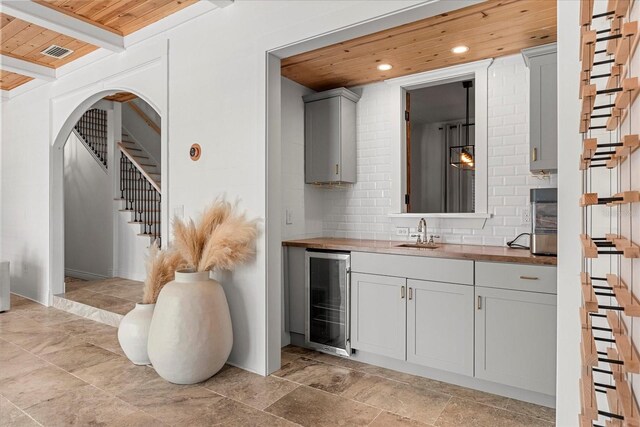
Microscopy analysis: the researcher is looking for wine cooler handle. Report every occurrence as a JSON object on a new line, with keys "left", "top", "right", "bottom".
{"left": 477, "top": 296, "right": 482, "bottom": 310}
{"left": 408, "top": 287, "right": 413, "bottom": 300}
{"left": 401, "top": 286, "right": 405, "bottom": 299}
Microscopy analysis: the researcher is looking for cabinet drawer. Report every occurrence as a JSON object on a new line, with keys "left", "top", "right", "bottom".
{"left": 475, "top": 262, "right": 556, "bottom": 294}
{"left": 351, "top": 252, "right": 473, "bottom": 285}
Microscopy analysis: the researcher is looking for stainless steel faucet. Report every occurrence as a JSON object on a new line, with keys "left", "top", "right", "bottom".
{"left": 417, "top": 218, "right": 427, "bottom": 244}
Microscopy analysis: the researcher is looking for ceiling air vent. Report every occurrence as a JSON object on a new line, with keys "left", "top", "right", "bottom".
{"left": 41, "top": 45, "right": 73, "bottom": 59}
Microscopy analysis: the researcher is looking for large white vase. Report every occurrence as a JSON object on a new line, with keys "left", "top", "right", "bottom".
{"left": 118, "top": 303, "right": 155, "bottom": 365}
{"left": 147, "top": 269, "right": 233, "bottom": 384}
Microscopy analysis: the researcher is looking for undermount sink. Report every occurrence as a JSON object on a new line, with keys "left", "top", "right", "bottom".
{"left": 396, "top": 243, "right": 440, "bottom": 249}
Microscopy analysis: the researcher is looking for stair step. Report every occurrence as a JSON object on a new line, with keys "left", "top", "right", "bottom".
{"left": 138, "top": 233, "right": 161, "bottom": 238}
{"left": 131, "top": 154, "right": 149, "bottom": 159}
{"left": 129, "top": 221, "right": 161, "bottom": 224}
{"left": 119, "top": 209, "right": 161, "bottom": 212}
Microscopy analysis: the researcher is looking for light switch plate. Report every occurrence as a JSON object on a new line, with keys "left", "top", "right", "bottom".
{"left": 174, "top": 205, "right": 184, "bottom": 219}
{"left": 286, "top": 209, "right": 293, "bottom": 225}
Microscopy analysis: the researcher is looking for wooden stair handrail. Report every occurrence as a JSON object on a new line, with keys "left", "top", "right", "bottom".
{"left": 118, "top": 142, "right": 161, "bottom": 193}
{"left": 128, "top": 102, "right": 160, "bottom": 134}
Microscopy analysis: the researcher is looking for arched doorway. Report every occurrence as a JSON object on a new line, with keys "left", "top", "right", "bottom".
{"left": 50, "top": 88, "right": 167, "bottom": 300}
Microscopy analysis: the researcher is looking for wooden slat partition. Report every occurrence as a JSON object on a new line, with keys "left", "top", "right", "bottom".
{"left": 606, "top": 65, "right": 623, "bottom": 90}
{"left": 614, "top": 77, "right": 639, "bottom": 110}
{"left": 608, "top": 347, "right": 625, "bottom": 381}
{"left": 581, "top": 0, "right": 594, "bottom": 28}
{"left": 607, "top": 191, "right": 640, "bottom": 206}
{"left": 614, "top": 376, "right": 640, "bottom": 426}
{"left": 605, "top": 234, "right": 640, "bottom": 258}
{"left": 581, "top": 374, "right": 599, "bottom": 420}
{"left": 606, "top": 108, "right": 622, "bottom": 130}
{"left": 608, "top": 274, "right": 640, "bottom": 316}
{"left": 607, "top": 134, "right": 640, "bottom": 167}
{"left": 614, "top": 22, "right": 639, "bottom": 66}
{"left": 582, "top": 138, "right": 598, "bottom": 159}
{"left": 582, "top": 327, "right": 599, "bottom": 367}
{"left": 608, "top": 0, "right": 630, "bottom": 18}
{"left": 582, "top": 273, "right": 599, "bottom": 312}
{"left": 582, "top": 31, "right": 598, "bottom": 72}
{"left": 608, "top": 18, "right": 622, "bottom": 55}
{"left": 580, "top": 193, "right": 599, "bottom": 207}
{"left": 581, "top": 234, "right": 599, "bottom": 258}
{"left": 607, "top": 310, "right": 624, "bottom": 334}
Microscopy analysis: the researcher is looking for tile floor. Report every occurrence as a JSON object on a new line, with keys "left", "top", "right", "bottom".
{"left": 58, "top": 277, "right": 143, "bottom": 315}
{"left": 1, "top": 294, "right": 555, "bottom": 426}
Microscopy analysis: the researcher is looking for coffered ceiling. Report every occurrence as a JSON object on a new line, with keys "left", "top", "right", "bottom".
{"left": 281, "top": 0, "right": 558, "bottom": 91}
{"left": 0, "top": 0, "right": 232, "bottom": 93}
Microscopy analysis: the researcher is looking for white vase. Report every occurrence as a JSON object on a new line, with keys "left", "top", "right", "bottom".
{"left": 118, "top": 303, "right": 155, "bottom": 365}
{"left": 147, "top": 269, "right": 233, "bottom": 384}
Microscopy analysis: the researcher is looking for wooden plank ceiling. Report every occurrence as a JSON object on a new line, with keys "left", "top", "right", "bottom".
{"left": 1, "top": 0, "right": 198, "bottom": 91}
{"left": 281, "top": 0, "right": 558, "bottom": 91}
{"left": 1, "top": 13, "right": 97, "bottom": 68}
{"left": 35, "top": 0, "right": 199, "bottom": 36}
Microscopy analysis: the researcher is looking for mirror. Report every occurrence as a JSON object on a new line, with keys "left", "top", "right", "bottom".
{"left": 406, "top": 79, "right": 476, "bottom": 213}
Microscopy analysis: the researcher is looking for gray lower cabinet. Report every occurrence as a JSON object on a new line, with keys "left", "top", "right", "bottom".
{"left": 407, "top": 279, "right": 474, "bottom": 375}
{"left": 475, "top": 286, "right": 557, "bottom": 395}
{"left": 351, "top": 272, "right": 406, "bottom": 360}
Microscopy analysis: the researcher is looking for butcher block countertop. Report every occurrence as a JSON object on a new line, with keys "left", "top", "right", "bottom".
{"left": 282, "top": 238, "right": 557, "bottom": 266}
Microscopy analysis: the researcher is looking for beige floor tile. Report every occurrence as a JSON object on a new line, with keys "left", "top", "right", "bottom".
{"left": 415, "top": 379, "right": 512, "bottom": 410}
{"left": 505, "top": 399, "right": 556, "bottom": 423}
{"left": 92, "top": 283, "right": 144, "bottom": 302}
{"left": 40, "top": 342, "right": 121, "bottom": 373}
{"left": 0, "top": 366, "right": 86, "bottom": 409}
{"left": 55, "top": 317, "right": 116, "bottom": 336}
{"left": 203, "top": 364, "right": 299, "bottom": 410}
{"left": 370, "top": 411, "right": 432, "bottom": 427}
{"left": 307, "top": 351, "right": 372, "bottom": 371}
{"left": 434, "top": 398, "right": 553, "bottom": 427}
{"left": 9, "top": 294, "right": 36, "bottom": 309}
{"left": 274, "top": 357, "right": 366, "bottom": 395}
{"left": 117, "top": 383, "right": 226, "bottom": 425}
{"left": 0, "top": 340, "right": 50, "bottom": 381}
{"left": 24, "top": 384, "right": 138, "bottom": 426}
{"left": 340, "top": 373, "right": 451, "bottom": 425}
{"left": 107, "top": 411, "right": 168, "bottom": 427}
{"left": 76, "top": 326, "right": 125, "bottom": 357}
{"left": 60, "top": 289, "right": 135, "bottom": 315}
{"left": 0, "top": 396, "right": 40, "bottom": 427}
{"left": 17, "top": 331, "right": 85, "bottom": 356}
{"left": 73, "top": 357, "right": 162, "bottom": 395}
{"left": 183, "top": 396, "right": 299, "bottom": 427}
{"left": 17, "top": 307, "right": 79, "bottom": 327}
{"left": 265, "top": 385, "right": 381, "bottom": 427}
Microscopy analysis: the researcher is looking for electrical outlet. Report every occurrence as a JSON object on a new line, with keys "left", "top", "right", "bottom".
{"left": 396, "top": 227, "right": 409, "bottom": 236}
{"left": 521, "top": 207, "right": 531, "bottom": 225}
{"left": 285, "top": 209, "right": 293, "bottom": 225}
{"left": 174, "top": 205, "right": 184, "bottom": 219}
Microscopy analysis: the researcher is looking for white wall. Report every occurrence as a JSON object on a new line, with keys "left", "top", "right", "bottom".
{"left": 2, "top": 0, "right": 446, "bottom": 376}
{"left": 281, "top": 77, "right": 324, "bottom": 240}
{"left": 64, "top": 132, "right": 113, "bottom": 279}
{"left": 319, "top": 54, "right": 557, "bottom": 246}
{"left": 555, "top": 0, "right": 582, "bottom": 425}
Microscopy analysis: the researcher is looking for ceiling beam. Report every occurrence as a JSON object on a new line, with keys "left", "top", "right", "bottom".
{"left": 1, "top": 54, "right": 56, "bottom": 81}
{"left": 207, "top": 0, "right": 234, "bottom": 8}
{"left": 1, "top": 1, "right": 125, "bottom": 52}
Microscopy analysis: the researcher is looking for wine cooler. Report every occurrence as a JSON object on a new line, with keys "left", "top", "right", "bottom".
{"left": 305, "top": 251, "right": 351, "bottom": 357}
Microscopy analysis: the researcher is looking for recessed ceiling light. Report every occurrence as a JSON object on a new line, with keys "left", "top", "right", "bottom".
{"left": 451, "top": 45, "right": 469, "bottom": 54}
{"left": 377, "top": 63, "right": 393, "bottom": 71}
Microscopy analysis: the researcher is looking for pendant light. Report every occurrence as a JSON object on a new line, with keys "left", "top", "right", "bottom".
{"left": 450, "top": 80, "right": 475, "bottom": 170}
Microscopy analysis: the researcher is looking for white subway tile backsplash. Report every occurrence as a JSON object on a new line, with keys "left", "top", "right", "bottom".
{"left": 284, "top": 55, "right": 556, "bottom": 247}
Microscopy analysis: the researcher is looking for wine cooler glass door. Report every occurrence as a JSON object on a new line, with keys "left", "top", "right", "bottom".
{"left": 305, "top": 251, "right": 351, "bottom": 357}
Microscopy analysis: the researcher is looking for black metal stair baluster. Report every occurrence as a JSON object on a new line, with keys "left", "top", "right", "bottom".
{"left": 129, "top": 161, "right": 135, "bottom": 211}
{"left": 120, "top": 153, "right": 125, "bottom": 199}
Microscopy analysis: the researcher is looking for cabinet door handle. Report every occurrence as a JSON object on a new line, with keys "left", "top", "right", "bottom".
{"left": 335, "top": 164, "right": 339, "bottom": 175}
{"left": 401, "top": 286, "right": 405, "bottom": 299}
{"left": 532, "top": 148, "right": 537, "bottom": 162}
{"left": 519, "top": 276, "right": 539, "bottom": 280}
{"left": 408, "top": 287, "right": 413, "bottom": 300}
{"left": 477, "top": 296, "right": 482, "bottom": 310}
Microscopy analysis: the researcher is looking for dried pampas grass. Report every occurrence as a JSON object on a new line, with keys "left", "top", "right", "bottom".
{"left": 173, "top": 199, "right": 258, "bottom": 273}
{"left": 142, "top": 241, "right": 188, "bottom": 304}
{"left": 142, "top": 199, "right": 258, "bottom": 304}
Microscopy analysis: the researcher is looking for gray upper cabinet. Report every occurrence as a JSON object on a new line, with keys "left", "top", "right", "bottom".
{"left": 351, "top": 272, "right": 406, "bottom": 360}
{"left": 522, "top": 43, "right": 557, "bottom": 173}
{"left": 304, "top": 88, "right": 360, "bottom": 184}
{"left": 407, "top": 279, "right": 474, "bottom": 375}
{"left": 475, "top": 286, "right": 557, "bottom": 396}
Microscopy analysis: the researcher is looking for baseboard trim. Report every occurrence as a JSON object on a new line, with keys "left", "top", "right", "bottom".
{"left": 65, "top": 268, "right": 109, "bottom": 281}
{"left": 112, "top": 269, "right": 145, "bottom": 282}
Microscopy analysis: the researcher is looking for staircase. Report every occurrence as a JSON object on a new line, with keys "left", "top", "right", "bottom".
{"left": 73, "top": 109, "right": 162, "bottom": 247}
{"left": 116, "top": 133, "right": 162, "bottom": 246}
